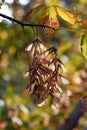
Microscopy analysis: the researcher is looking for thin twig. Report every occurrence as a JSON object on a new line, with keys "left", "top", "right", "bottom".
{"left": 0, "top": 13, "right": 55, "bottom": 30}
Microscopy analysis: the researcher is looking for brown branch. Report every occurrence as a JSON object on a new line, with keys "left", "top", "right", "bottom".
{"left": 0, "top": 13, "right": 55, "bottom": 30}
{"left": 56, "top": 96, "right": 87, "bottom": 130}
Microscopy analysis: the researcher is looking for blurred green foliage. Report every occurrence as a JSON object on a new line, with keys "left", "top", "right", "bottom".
{"left": 0, "top": 0, "right": 87, "bottom": 130}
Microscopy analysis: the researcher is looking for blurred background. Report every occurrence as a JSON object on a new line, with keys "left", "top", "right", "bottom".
{"left": 0, "top": 0, "right": 87, "bottom": 130}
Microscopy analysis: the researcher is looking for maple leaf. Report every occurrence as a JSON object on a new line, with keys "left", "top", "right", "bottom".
{"left": 39, "top": 15, "right": 59, "bottom": 34}
{"left": 25, "top": 4, "right": 47, "bottom": 22}
{"left": 55, "top": 6, "right": 77, "bottom": 25}
{"left": 25, "top": 1, "right": 77, "bottom": 34}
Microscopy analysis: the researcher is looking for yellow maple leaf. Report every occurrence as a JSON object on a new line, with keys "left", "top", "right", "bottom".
{"left": 49, "top": 6, "right": 57, "bottom": 18}
{"left": 55, "top": 6, "right": 77, "bottom": 25}
{"left": 25, "top": 2, "right": 78, "bottom": 33}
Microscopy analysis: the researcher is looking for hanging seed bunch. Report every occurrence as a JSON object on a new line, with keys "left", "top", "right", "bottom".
{"left": 25, "top": 38, "right": 63, "bottom": 107}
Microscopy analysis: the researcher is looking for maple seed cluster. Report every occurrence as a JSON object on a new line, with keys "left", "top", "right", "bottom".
{"left": 25, "top": 39, "right": 63, "bottom": 107}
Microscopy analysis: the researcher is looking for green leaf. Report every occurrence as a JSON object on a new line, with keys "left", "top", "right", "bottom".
{"left": 56, "top": 6, "right": 76, "bottom": 24}
{"left": 80, "top": 33, "right": 87, "bottom": 58}
{"left": 25, "top": 4, "right": 47, "bottom": 21}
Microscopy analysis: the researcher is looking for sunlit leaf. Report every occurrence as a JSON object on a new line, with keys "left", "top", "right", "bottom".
{"left": 80, "top": 33, "right": 87, "bottom": 58}
{"left": 25, "top": 4, "right": 47, "bottom": 21}
{"left": 25, "top": 1, "right": 77, "bottom": 33}
{"left": 49, "top": 6, "right": 57, "bottom": 18}
{"left": 56, "top": 6, "right": 76, "bottom": 24}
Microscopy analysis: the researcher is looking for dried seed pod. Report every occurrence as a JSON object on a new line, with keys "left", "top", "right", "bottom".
{"left": 25, "top": 39, "right": 64, "bottom": 107}
{"left": 25, "top": 39, "right": 46, "bottom": 66}
{"left": 26, "top": 82, "right": 35, "bottom": 94}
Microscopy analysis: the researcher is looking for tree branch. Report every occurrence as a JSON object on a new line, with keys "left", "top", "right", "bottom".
{"left": 0, "top": 13, "right": 55, "bottom": 30}
{"left": 56, "top": 96, "right": 86, "bottom": 130}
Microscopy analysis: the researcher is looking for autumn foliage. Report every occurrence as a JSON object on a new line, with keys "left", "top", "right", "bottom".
{"left": 0, "top": 0, "right": 87, "bottom": 130}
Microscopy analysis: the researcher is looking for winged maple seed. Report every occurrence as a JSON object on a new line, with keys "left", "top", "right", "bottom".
{"left": 25, "top": 39, "right": 63, "bottom": 108}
